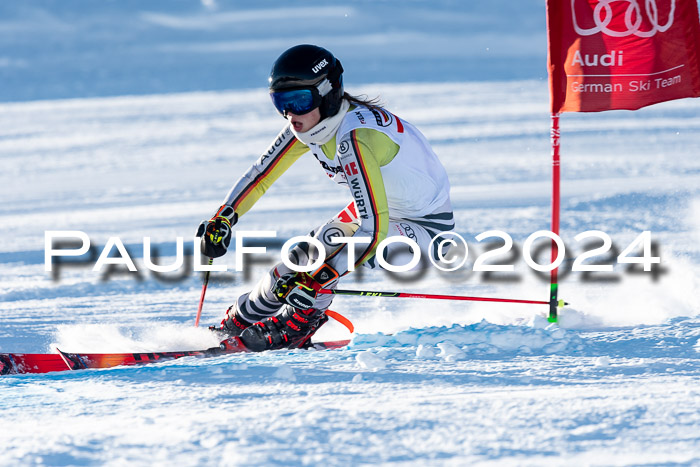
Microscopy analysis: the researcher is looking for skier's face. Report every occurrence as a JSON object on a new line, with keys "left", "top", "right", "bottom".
{"left": 287, "top": 107, "right": 321, "bottom": 133}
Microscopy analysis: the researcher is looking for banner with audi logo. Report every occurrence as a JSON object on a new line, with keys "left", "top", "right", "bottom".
{"left": 547, "top": 0, "right": 700, "bottom": 112}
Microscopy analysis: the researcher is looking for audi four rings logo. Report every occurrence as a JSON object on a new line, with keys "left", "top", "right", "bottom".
{"left": 572, "top": 0, "right": 675, "bottom": 37}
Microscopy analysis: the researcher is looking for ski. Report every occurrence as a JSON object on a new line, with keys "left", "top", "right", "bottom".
{"left": 57, "top": 336, "right": 250, "bottom": 371}
{"left": 0, "top": 353, "right": 70, "bottom": 375}
{"left": 1, "top": 337, "right": 351, "bottom": 375}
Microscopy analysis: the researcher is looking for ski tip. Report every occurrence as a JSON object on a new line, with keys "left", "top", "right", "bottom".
{"left": 0, "top": 354, "right": 12, "bottom": 375}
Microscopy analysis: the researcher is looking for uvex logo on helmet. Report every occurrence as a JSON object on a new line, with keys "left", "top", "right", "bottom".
{"left": 572, "top": 0, "right": 675, "bottom": 38}
{"left": 312, "top": 59, "right": 329, "bottom": 74}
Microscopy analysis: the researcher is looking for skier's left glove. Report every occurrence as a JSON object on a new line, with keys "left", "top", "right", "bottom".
{"left": 196, "top": 205, "right": 238, "bottom": 258}
{"left": 273, "top": 272, "right": 320, "bottom": 310}
{"left": 273, "top": 264, "right": 339, "bottom": 310}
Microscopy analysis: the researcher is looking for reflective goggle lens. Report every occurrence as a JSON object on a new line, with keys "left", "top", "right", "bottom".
{"left": 270, "top": 88, "right": 319, "bottom": 115}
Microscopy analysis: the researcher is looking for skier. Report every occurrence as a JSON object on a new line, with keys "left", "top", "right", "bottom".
{"left": 198, "top": 44, "right": 454, "bottom": 351}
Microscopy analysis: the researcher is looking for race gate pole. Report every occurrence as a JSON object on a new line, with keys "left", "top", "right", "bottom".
{"left": 549, "top": 112, "right": 561, "bottom": 322}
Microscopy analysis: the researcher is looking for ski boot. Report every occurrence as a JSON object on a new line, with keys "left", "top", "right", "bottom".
{"left": 239, "top": 306, "right": 328, "bottom": 352}
{"left": 209, "top": 305, "right": 254, "bottom": 337}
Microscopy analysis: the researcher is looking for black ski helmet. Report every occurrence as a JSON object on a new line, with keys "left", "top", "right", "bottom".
{"left": 269, "top": 44, "right": 344, "bottom": 119}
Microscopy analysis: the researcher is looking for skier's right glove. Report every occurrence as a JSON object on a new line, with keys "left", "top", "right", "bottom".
{"left": 196, "top": 205, "right": 238, "bottom": 258}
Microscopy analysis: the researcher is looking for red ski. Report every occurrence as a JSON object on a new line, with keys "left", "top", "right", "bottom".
{"left": 0, "top": 353, "right": 69, "bottom": 375}
{"left": 57, "top": 336, "right": 251, "bottom": 371}
{"left": 1, "top": 337, "right": 351, "bottom": 375}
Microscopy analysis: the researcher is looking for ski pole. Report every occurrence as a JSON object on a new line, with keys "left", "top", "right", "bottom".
{"left": 195, "top": 218, "right": 224, "bottom": 327}
{"left": 319, "top": 288, "right": 567, "bottom": 307}
{"left": 194, "top": 257, "right": 213, "bottom": 327}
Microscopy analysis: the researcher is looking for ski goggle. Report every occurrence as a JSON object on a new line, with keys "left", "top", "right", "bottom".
{"left": 270, "top": 87, "right": 323, "bottom": 116}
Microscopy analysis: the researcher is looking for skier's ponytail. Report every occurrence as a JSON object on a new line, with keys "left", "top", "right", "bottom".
{"left": 343, "top": 92, "right": 383, "bottom": 110}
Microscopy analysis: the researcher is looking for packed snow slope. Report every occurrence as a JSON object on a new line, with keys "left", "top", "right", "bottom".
{"left": 1, "top": 1, "right": 700, "bottom": 466}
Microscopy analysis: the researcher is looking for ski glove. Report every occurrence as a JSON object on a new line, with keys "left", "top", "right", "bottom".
{"left": 273, "top": 264, "right": 339, "bottom": 310}
{"left": 196, "top": 205, "right": 238, "bottom": 258}
{"left": 273, "top": 272, "right": 320, "bottom": 310}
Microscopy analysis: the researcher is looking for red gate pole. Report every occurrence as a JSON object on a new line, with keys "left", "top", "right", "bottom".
{"left": 549, "top": 112, "right": 561, "bottom": 322}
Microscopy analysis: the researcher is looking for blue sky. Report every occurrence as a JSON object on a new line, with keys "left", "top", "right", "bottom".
{"left": 0, "top": 0, "right": 547, "bottom": 102}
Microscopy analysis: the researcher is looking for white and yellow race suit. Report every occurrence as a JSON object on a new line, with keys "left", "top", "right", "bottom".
{"left": 223, "top": 103, "right": 454, "bottom": 320}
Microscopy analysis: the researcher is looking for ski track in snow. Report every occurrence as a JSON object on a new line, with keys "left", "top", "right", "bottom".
{"left": 1, "top": 70, "right": 700, "bottom": 467}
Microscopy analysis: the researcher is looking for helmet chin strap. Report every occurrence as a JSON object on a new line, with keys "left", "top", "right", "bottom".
{"left": 291, "top": 99, "right": 350, "bottom": 145}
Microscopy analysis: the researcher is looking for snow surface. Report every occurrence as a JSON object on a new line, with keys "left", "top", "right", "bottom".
{"left": 2, "top": 1, "right": 700, "bottom": 466}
